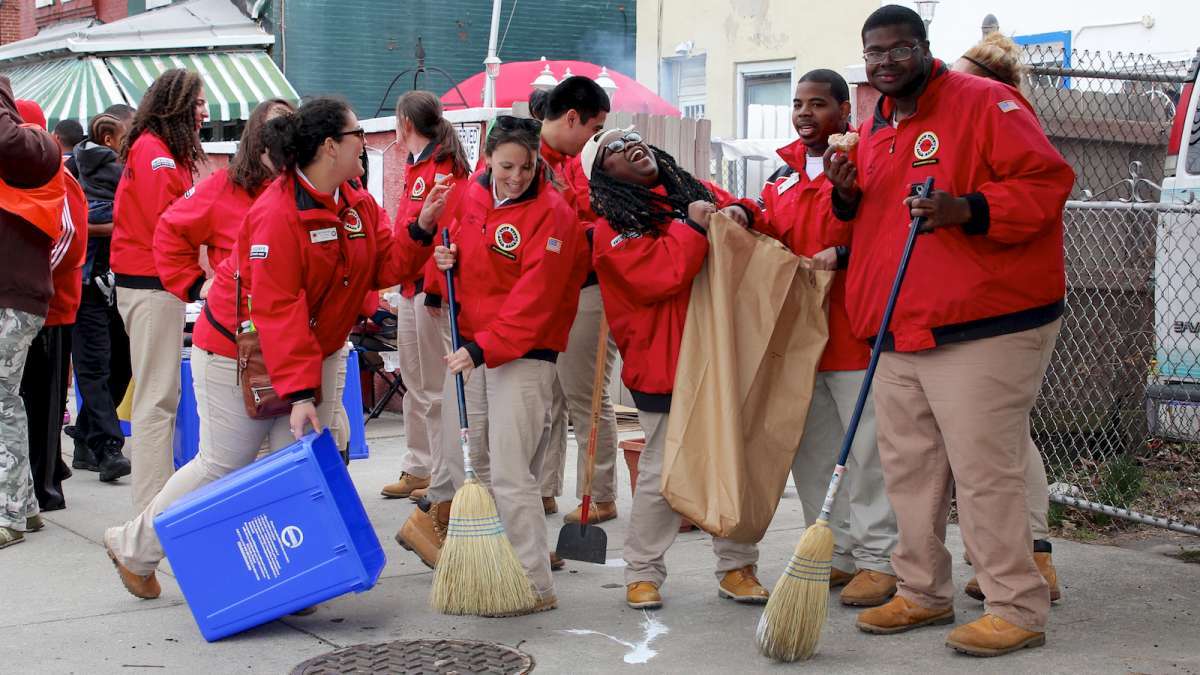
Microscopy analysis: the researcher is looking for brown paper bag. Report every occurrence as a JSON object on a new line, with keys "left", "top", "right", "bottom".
{"left": 662, "top": 213, "right": 833, "bottom": 543}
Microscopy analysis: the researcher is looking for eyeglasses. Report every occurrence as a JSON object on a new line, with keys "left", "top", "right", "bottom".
{"left": 494, "top": 115, "right": 542, "bottom": 132}
{"left": 332, "top": 127, "right": 366, "bottom": 142}
{"left": 602, "top": 131, "right": 643, "bottom": 156}
{"left": 863, "top": 45, "right": 918, "bottom": 64}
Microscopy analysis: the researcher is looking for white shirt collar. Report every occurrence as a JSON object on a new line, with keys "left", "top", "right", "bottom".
{"left": 492, "top": 178, "right": 511, "bottom": 208}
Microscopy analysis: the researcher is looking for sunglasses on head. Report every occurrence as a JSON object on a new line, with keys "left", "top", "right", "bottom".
{"left": 495, "top": 115, "right": 542, "bottom": 132}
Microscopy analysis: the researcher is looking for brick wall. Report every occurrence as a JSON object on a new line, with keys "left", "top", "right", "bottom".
{"left": 0, "top": 0, "right": 36, "bottom": 46}
{"left": 35, "top": 0, "right": 98, "bottom": 28}
{"left": 267, "top": 0, "right": 635, "bottom": 120}
{"left": 95, "top": 0, "right": 129, "bottom": 23}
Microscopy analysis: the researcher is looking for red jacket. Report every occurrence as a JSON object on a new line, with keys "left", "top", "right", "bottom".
{"left": 541, "top": 142, "right": 600, "bottom": 286}
{"left": 758, "top": 139, "right": 868, "bottom": 372}
{"left": 154, "top": 168, "right": 257, "bottom": 302}
{"left": 833, "top": 62, "right": 1074, "bottom": 353}
{"left": 592, "top": 180, "right": 757, "bottom": 410}
{"left": 111, "top": 132, "right": 194, "bottom": 284}
{"left": 445, "top": 168, "right": 586, "bottom": 368}
{"left": 395, "top": 142, "right": 469, "bottom": 298}
{"left": 46, "top": 171, "right": 87, "bottom": 326}
{"left": 193, "top": 172, "right": 434, "bottom": 400}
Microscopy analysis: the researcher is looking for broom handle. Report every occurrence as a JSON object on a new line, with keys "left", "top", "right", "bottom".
{"left": 579, "top": 316, "right": 610, "bottom": 526}
{"left": 442, "top": 229, "right": 472, "bottom": 472}
{"left": 818, "top": 177, "right": 933, "bottom": 522}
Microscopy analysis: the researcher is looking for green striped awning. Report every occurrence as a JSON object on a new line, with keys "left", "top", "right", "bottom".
{"left": 106, "top": 51, "right": 298, "bottom": 122}
{"left": 1, "top": 57, "right": 126, "bottom": 128}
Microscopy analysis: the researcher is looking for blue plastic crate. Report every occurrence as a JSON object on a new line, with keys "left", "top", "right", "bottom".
{"left": 173, "top": 358, "right": 199, "bottom": 469}
{"left": 153, "top": 430, "right": 385, "bottom": 642}
{"left": 344, "top": 348, "right": 370, "bottom": 460}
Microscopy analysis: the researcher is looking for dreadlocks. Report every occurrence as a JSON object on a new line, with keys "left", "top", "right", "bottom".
{"left": 588, "top": 145, "right": 714, "bottom": 236}
{"left": 121, "top": 68, "right": 206, "bottom": 173}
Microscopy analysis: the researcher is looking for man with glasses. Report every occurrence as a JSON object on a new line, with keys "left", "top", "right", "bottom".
{"left": 823, "top": 4, "right": 1074, "bottom": 657}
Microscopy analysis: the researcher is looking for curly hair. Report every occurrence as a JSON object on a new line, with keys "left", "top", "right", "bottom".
{"left": 229, "top": 98, "right": 296, "bottom": 195}
{"left": 121, "top": 68, "right": 206, "bottom": 172}
{"left": 588, "top": 145, "right": 714, "bottom": 236}
{"left": 961, "top": 32, "right": 1026, "bottom": 90}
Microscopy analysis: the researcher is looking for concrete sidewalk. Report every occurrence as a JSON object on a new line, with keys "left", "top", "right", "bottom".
{"left": 4, "top": 416, "right": 1198, "bottom": 674}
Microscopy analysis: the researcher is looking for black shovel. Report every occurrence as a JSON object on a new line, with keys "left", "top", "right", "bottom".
{"left": 555, "top": 317, "right": 611, "bottom": 564}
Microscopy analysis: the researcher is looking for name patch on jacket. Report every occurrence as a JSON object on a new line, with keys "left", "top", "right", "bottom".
{"left": 183, "top": 186, "right": 196, "bottom": 199}
{"left": 249, "top": 244, "right": 269, "bottom": 260}
{"left": 310, "top": 227, "right": 338, "bottom": 244}
{"left": 151, "top": 157, "right": 176, "bottom": 171}
{"left": 610, "top": 231, "right": 642, "bottom": 248}
{"left": 774, "top": 173, "right": 801, "bottom": 195}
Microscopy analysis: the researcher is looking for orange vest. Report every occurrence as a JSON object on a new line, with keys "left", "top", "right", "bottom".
{"left": 0, "top": 124, "right": 66, "bottom": 240}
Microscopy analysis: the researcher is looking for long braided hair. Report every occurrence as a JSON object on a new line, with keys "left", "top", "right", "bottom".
{"left": 588, "top": 145, "right": 714, "bottom": 236}
{"left": 121, "top": 68, "right": 206, "bottom": 172}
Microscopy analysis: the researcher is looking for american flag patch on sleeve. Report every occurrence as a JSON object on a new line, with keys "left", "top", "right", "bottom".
{"left": 546, "top": 237, "right": 563, "bottom": 253}
{"left": 997, "top": 100, "right": 1021, "bottom": 113}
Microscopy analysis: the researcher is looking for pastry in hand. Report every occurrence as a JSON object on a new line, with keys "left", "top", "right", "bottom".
{"left": 828, "top": 131, "right": 860, "bottom": 153}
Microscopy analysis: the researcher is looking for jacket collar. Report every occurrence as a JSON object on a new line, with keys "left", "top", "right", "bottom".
{"left": 872, "top": 58, "right": 949, "bottom": 132}
{"left": 408, "top": 140, "right": 436, "bottom": 165}
{"left": 776, "top": 138, "right": 811, "bottom": 172}
{"left": 473, "top": 166, "right": 545, "bottom": 207}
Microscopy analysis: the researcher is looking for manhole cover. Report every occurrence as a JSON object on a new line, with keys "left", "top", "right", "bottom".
{"left": 290, "top": 639, "right": 534, "bottom": 674}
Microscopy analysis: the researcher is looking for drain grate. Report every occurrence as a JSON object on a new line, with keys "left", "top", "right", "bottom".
{"left": 290, "top": 639, "right": 534, "bottom": 674}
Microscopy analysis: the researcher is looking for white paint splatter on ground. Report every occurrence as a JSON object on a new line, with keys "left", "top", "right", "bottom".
{"left": 561, "top": 611, "right": 669, "bottom": 664}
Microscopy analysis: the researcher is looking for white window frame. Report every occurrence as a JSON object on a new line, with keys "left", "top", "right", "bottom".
{"left": 146, "top": 0, "right": 173, "bottom": 8}
{"left": 35, "top": 0, "right": 55, "bottom": 8}
{"left": 736, "top": 59, "right": 795, "bottom": 137}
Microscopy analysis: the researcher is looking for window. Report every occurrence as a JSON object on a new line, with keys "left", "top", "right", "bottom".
{"left": 736, "top": 60, "right": 794, "bottom": 137}
{"left": 35, "top": 0, "right": 55, "bottom": 7}
{"left": 661, "top": 54, "right": 707, "bottom": 119}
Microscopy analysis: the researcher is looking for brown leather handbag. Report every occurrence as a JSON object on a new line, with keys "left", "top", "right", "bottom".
{"left": 203, "top": 272, "right": 324, "bottom": 420}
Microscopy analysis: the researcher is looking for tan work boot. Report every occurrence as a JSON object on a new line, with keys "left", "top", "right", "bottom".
{"left": 564, "top": 500, "right": 617, "bottom": 524}
{"left": 105, "top": 543, "right": 161, "bottom": 599}
{"left": 945, "top": 613, "right": 1045, "bottom": 657}
{"left": 830, "top": 567, "right": 855, "bottom": 588}
{"left": 408, "top": 487, "right": 428, "bottom": 503}
{"left": 380, "top": 473, "right": 429, "bottom": 499}
{"left": 964, "top": 552, "right": 1061, "bottom": 602}
{"left": 395, "top": 501, "right": 450, "bottom": 569}
{"left": 841, "top": 569, "right": 898, "bottom": 607}
{"left": 856, "top": 595, "right": 954, "bottom": 635}
{"left": 718, "top": 565, "right": 770, "bottom": 604}
{"left": 542, "top": 497, "right": 558, "bottom": 515}
{"left": 627, "top": 581, "right": 663, "bottom": 609}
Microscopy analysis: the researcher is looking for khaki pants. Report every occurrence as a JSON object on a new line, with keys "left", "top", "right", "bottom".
{"left": 1025, "top": 424, "right": 1050, "bottom": 540}
{"left": 541, "top": 285, "right": 619, "bottom": 501}
{"left": 106, "top": 348, "right": 343, "bottom": 575}
{"left": 874, "top": 319, "right": 1060, "bottom": 633}
{"left": 394, "top": 293, "right": 450, "bottom": 478}
{"left": 117, "top": 287, "right": 184, "bottom": 512}
{"left": 429, "top": 359, "right": 556, "bottom": 597}
{"left": 625, "top": 410, "right": 759, "bottom": 587}
{"left": 790, "top": 370, "right": 897, "bottom": 575}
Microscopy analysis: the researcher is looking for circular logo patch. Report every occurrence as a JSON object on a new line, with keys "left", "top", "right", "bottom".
{"left": 913, "top": 131, "right": 939, "bottom": 160}
{"left": 494, "top": 224, "right": 521, "bottom": 251}
{"left": 411, "top": 176, "right": 426, "bottom": 199}
{"left": 343, "top": 208, "right": 363, "bottom": 233}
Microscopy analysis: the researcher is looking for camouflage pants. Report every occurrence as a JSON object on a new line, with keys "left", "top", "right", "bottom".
{"left": 0, "top": 308, "right": 44, "bottom": 530}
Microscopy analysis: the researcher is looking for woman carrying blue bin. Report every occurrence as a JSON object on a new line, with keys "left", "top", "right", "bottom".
{"left": 103, "top": 96, "right": 447, "bottom": 602}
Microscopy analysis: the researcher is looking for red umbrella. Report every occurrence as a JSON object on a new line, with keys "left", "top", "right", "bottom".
{"left": 442, "top": 60, "right": 681, "bottom": 116}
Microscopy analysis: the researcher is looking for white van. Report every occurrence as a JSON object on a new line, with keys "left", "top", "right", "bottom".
{"left": 1151, "top": 56, "right": 1200, "bottom": 438}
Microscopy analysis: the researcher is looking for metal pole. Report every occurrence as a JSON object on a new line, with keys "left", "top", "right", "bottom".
{"left": 483, "top": 0, "right": 503, "bottom": 108}
{"left": 1050, "top": 494, "right": 1200, "bottom": 536}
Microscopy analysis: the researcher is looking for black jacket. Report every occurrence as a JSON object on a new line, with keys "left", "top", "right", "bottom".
{"left": 73, "top": 140, "right": 123, "bottom": 204}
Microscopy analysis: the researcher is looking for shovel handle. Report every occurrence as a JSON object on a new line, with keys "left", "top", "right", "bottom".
{"left": 579, "top": 315, "right": 610, "bottom": 525}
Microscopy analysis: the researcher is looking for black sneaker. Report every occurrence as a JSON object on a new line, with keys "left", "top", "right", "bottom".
{"left": 72, "top": 440, "right": 99, "bottom": 472}
{"left": 98, "top": 446, "right": 132, "bottom": 483}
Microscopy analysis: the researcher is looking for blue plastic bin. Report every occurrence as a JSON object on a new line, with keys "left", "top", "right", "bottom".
{"left": 153, "top": 430, "right": 385, "bottom": 642}
{"left": 173, "top": 358, "right": 199, "bottom": 469}
{"left": 72, "top": 377, "right": 132, "bottom": 437}
{"left": 344, "top": 349, "right": 369, "bottom": 460}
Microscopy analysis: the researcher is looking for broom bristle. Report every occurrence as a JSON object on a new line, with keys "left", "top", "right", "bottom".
{"left": 431, "top": 478, "right": 536, "bottom": 615}
{"left": 755, "top": 521, "right": 835, "bottom": 662}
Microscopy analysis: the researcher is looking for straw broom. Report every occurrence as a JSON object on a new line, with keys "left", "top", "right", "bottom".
{"left": 431, "top": 229, "right": 536, "bottom": 616}
{"left": 756, "top": 177, "right": 933, "bottom": 661}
